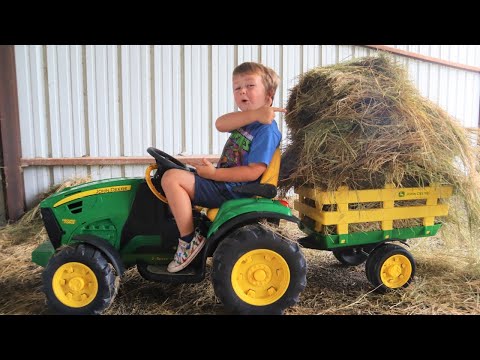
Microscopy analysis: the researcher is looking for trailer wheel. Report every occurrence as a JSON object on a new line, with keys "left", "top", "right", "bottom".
{"left": 333, "top": 247, "right": 368, "bottom": 266}
{"left": 43, "top": 243, "right": 119, "bottom": 314}
{"left": 365, "top": 243, "right": 415, "bottom": 293}
{"left": 212, "top": 224, "right": 307, "bottom": 315}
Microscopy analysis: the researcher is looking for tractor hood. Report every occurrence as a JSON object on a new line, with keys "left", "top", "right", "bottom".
{"left": 41, "top": 177, "right": 144, "bottom": 209}
{"left": 38, "top": 177, "right": 145, "bottom": 252}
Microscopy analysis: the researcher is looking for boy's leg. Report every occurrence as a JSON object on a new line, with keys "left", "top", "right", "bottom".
{"left": 162, "top": 169, "right": 207, "bottom": 273}
{"left": 161, "top": 169, "right": 195, "bottom": 237}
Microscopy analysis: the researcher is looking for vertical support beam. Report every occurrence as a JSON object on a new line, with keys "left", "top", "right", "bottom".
{"left": 335, "top": 186, "right": 349, "bottom": 242}
{"left": 423, "top": 193, "right": 437, "bottom": 228}
{"left": 313, "top": 188, "right": 323, "bottom": 233}
{"left": 381, "top": 183, "right": 394, "bottom": 233}
{"left": 0, "top": 45, "right": 25, "bottom": 221}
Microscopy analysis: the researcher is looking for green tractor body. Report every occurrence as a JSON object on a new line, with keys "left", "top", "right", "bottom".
{"left": 33, "top": 178, "right": 142, "bottom": 268}
{"left": 33, "top": 177, "right": 294, "bottom": 270}
{"left": 32, "top": 167, "right": 305, "bottom": 314}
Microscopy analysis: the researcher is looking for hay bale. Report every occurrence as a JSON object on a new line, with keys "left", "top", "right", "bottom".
{"left": 280, "top": 54, "right": 480, "bottom": 227}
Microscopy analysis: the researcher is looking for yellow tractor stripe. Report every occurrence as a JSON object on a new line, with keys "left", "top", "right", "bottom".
{"left": 53, "top": 185, "right": 131, "bottom": 207}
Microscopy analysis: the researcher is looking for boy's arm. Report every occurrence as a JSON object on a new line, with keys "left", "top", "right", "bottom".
{"left": 216, "top": 106, "right": 286, "bottom": 132}
{"left": 196, "top": 159, "right": 266, "bottom": 182}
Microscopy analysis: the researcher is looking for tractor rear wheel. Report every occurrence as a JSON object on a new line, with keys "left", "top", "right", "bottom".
{"left": 212, "top": 224, "right": 307, "bottom": 315}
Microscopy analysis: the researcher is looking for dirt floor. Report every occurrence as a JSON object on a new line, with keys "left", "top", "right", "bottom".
{"left": 1, "top": 217, "right": 479, "bottom": 315}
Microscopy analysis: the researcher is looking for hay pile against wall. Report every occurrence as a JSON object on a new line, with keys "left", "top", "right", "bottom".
{"left": 279, "top": 54, "right": 480, "bottom": 227}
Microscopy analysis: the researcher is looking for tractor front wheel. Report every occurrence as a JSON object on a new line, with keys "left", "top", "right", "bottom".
{"left": 43, "top": 243, "right": 119, "bottom": 314}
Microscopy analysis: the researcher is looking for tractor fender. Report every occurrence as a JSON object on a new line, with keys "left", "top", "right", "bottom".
{"left": 204, "top": 211, "right": 300, "bottom": 257}
{"left": 380, "top": 239, "right": 410, "bottom": 248}
{"left": 71, "top": 234, "right": 125, "bottom": 276}
{"left": 362, "top": 239, "right": 410, "bottom": 254}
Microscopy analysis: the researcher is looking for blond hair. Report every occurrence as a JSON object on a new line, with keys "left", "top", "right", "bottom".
{"left": 233, "top": 62, "right": 280, "bottom": 105}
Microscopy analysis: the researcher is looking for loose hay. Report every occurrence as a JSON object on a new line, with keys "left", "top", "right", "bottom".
{"left": 0, "top": 177, "right": 91, "bottom": 246}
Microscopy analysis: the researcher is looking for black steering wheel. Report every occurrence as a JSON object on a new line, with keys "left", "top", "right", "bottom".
{"left": 147, "top": 147, "right": 197, "bottom": 173}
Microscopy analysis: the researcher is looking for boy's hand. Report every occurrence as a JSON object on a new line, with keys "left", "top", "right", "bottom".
{"left": 196, "top": 158, "right": 217, "bottom": 179}
{"left": 256, "top": 106, "right": 287, "bottom": 125}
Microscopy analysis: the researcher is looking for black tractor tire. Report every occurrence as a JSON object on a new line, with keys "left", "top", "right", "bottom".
{"left": 332, "top": 247, "right": 368, "bottom": 266}
{"left": 365, "top": 243, "right": 416, "bottom": 293}
{"left": 43, "top": 243, "right": 120, "bottom": 315}
{"left": 212, "top": 224, "right": 307, "bottom": 315}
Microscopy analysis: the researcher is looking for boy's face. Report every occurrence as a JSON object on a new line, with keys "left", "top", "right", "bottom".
{"left": 233, "top": 73, "right": 271, "bottom": 112}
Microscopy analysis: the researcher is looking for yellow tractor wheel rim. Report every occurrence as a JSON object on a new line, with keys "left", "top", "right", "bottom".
{"left": 52, "top": 262, "right": 99, "bottom": 308}
{"left": 231, "top": 249, "right": 290, "bottom": 306}
{"left": 380, "top": 254, "right": 412, "bottom": 288}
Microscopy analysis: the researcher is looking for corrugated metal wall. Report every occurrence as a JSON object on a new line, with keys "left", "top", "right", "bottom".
{"left": 14, "top": 45, "right": 480, "bottom": 207}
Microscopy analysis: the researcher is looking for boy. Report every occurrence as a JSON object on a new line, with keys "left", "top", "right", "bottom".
{"left": 162, "top": 62, "right": 286, "bottom": 273}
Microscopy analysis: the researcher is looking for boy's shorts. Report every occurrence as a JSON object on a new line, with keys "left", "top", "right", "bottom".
{"left": 193, "top": 174, "right": 237, "bottom": 208}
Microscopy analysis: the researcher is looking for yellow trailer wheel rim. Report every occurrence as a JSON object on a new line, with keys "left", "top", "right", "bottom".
{"left": 231, "top": 249, "right": 290, "bottom": 306}
{"left": 52, "top": 262, "right": 99, "bottom": 308}
{"left": 380, "top": 254, "right": 412, "bottom": 288}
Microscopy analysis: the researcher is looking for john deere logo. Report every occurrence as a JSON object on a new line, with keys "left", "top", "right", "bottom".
{"left": 398, "top": 191, "right": 405, "bottom": 197}
{"left": 54, "top": 185, "right": 132, "bottom": 207}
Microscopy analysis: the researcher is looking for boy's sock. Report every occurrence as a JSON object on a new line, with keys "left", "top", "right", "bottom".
{"left": 180, "top": 232, "right": 194, "bottom": 243}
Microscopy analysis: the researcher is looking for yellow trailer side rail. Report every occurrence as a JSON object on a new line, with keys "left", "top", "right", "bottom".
{"left": 294, "top": 184, "right": 453, "bottom": 240}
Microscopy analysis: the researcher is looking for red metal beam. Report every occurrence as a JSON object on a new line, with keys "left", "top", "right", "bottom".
{"left": 20, "top": 155, "right": 220, "bottom": 167}
{"left": 0, "top": 46, "right": 25, "bottom": 221}
{"left": 364, "top": 45, "right": 480, "bottom": 73}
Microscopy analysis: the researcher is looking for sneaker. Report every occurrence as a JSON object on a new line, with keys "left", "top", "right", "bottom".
{"left": 167, "top": 231, "right": 206, "bottom": 273}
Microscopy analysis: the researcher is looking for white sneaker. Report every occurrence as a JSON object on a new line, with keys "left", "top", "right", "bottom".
{"left": 167, "top": 232, "right": 206, "bottom": 273}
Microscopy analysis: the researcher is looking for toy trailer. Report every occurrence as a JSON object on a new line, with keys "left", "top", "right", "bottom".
{"left": 294, "top": 183, "right": 453, "bottom": 291}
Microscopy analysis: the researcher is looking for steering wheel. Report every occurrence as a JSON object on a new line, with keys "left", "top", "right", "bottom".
{"left": 147, "top": 147, "right": 189, "bottom": 171}
{"left": 145, "top": 147, "right": 197, "bottom": 204}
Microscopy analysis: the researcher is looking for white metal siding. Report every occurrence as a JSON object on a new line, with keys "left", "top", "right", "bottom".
{"left": 86, "top": 45, "right": 122, "bottom": 179}
{"left": 14, "top": 45, "right": 480, "bottom": 207}
{"left": 16, "top": 45, "right": 50, "bottom": 207}
{"left": 211, "top": 46, "right": 235, "bottom": 154}
{"left": 154, "top": 45, "right": 183, "bottom": 156}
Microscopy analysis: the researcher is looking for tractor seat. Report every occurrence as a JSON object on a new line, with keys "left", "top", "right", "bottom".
{"left": 206, "top": 148, "right": 281, "bottom": 221}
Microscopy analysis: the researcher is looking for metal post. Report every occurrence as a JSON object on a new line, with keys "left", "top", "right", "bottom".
{"left": 0, "top": 45, "right": 25, "bottom": 221}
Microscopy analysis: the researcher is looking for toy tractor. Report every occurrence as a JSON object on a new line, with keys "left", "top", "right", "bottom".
{"left": 32, "top": 145, "right": 453, "bottom": 315}
{"left": 32, "top": 147, "right": 307, "bottom": 315}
